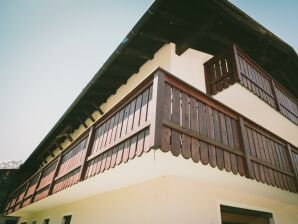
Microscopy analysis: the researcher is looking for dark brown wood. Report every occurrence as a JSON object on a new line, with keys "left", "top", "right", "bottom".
{"left": 150, "top": 70, "right": 166, "bottom": 149}
{"left": 198, "top": 101, "right": 209, "bottom": 165}
{"left": 87, "top": 122, "right": 150, "bottom": 162}
{"left": 238, "top": 117, "right": 254, "bottom": 179}
{"left": 285, "top": 144, "right": 298, "bottom": 189}
{"left": 163, "top": 120, "right": 243, "bottom": 157}
{"left": 181, "top": 92, "right": 191, "bottom": 159}
{"left": 171, "top": 87, "right": 181, "bottom": 156}
{"left": 226, "top": 116, "right": 238, "bottom": 174}
{"left": 30, "top": 169, "right": 44, "bottom": 203}
{"left": 161, "top": 83, "right": 172, "bottom": 153}
{"left": 213, "top": 110, "right": 224, "bottom": 170}
{"left": 204, "top": 65, "right": 212, "bottom": 95}
{"left": 78, "top": 127, "right": 95, "bottom": 181}
{"left": 232, "top": 44, "right": 241, "bottom": 82}
{"left": 19, "top": 181, "right": 30, "bottom": 208}
{"left": 204, "top": 44, "right": 298, "bottom": 125}
{"left": 48, "top": 154, "right": 63, "bottom": 196}
{"left": 270, "top": 78, "right": 281, "bottom": 111}
{"left": 206, "top": 105, "right": 216, "bottom": 168}
{"left": 190, "top": 97, "right": 200, "bottom": 163}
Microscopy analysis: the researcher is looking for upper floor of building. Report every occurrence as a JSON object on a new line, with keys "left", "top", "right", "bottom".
{"left": 2, "top": 0, "right": 298, "bottom": 217}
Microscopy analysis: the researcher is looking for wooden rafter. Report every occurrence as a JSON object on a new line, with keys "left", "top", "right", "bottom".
{"left": 176, "top": 15, "right": 217, "bottom": 55}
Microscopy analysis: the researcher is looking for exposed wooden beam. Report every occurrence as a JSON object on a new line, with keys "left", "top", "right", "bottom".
{"left": 91, "top": 102, "right": 100, "bottom": 111}
{"left": 157, "top": 9, "right": 192, "bottom": 27}
{"left": 108, "top": 65, "right": 140, "bottom": 76}
{"left": 56, "top": 133, "right": 73, "bottom": 142}
{"left": 203, "top": 31, "right": 231, "bottom": 46}
{"left": 85, "top": 111, "right": 96, "bottom": 122}
{"left": 98, "top": 107, "right": 104, "bottom": 115}
{"left": 55, "top": 142, "right": 63, "bottom": 151}
{"left": 67, "top": 134, "right": 73, "bottom": 142}
{"left": 139, "top": 31, "right": 170, "bottom": 44}
{"left": 66, "top": 117, "right": 88, "bottom": 129}
{"left": 123, "top": 48, "right": 153, "bottom": 60}
{"left": 176, "top": 15, "right": 217, "bottom": 55}
{"left": 79, "top": 118, "right": 88, "bottom": 128}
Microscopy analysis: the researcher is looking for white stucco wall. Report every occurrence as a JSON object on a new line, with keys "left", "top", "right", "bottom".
{"left": 16, "top": 150, "right": 298, "bottom": 224}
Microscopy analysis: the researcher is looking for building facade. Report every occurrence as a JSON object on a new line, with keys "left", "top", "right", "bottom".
{"left": 2, "top": 0, "right": 298, "bottom": 223}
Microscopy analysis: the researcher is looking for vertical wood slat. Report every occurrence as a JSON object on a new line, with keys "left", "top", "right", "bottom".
{"left": 286, "top": 144, "right": 298, "bottom": 190}
{"left": 78, "top": 127, "right": 95, "bottom": 181}
{"left": 238, "top": 117, "right": 254, "bottom": 179}
{"left": 149, "top": 70, "right": 165, "bottom": 149}
{"left": 19, "top": 181, "right": 30, "bottom": 208}
{"left": 171, "top": 87, "right": 181, "bottom": 156}
{"left": 12, "top": 189, "right": 22, "bottom": 212}
{"left": 30, "top": 169, "right": 44, "bottom": 203}
{"left": 47, "top": 154, "right": 63, "bottom": 196}
{"left": 204, "top": 65, "right": 212, "bottom": 95}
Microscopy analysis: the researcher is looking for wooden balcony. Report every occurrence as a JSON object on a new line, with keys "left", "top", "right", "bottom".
{"left": 204, "top": 44, "right": 298, "bottom": 125}
{"left": 3, "top": 68, "right": 298, "bottom": 216}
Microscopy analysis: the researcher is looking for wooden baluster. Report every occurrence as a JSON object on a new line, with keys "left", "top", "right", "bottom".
{"left": 78, "top": 126, "right": 95, "bottom": 181}
{"left": 48, "top": 154, "right": 63, "bottom": 196}
{"left": 238, "top": 117, "right": 254, "bottom": 179}
{"left": 270, "top": 78, "right": 281, "bottom": 111}
{"left": 30, "top": 169, "right": 43, "bottom": 204}
{"left": 285, "top": 143, "right": 298, "bottom": 191}
{"left": 149, "top": 70, "right": 165, "bottom": 149}
{"left": 204, "top": 65, "right": 212, "bottom": 95}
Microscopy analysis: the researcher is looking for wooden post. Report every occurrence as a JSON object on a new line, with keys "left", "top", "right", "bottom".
{"left": 270, "top": 78, "right": 281, "bottom": 111}
{"left": 285, "top": 143, "right": 298, "bottom": 190}
{"left": 149, "top": 70, "right": 165, "bottom": 149}
{"left": 30, "top": 169, "right": 43, "bottom": 204}
{"left": 48, "top": 154, "right": 63, "bottom": 196}
{"left": 19, "top": 181, "right": 30, "bottom": 208}
{"left": 204, "top": 65, "right": 212, "bottom": 95}
{"left": 12, "top": 185, "right": 24, "bottom": 212}
{"left": 232, "top": 44, "right": 242, "bottom": 82}
{"left": 238, "top": 117, "right": 254, "bottom": 179}
{"left": 78, "top": 126, "right": 95, "bottom": 181}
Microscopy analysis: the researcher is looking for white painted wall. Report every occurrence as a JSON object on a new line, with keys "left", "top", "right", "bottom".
{"left": 16, "top": 150, "right": 298, "bottom": 224}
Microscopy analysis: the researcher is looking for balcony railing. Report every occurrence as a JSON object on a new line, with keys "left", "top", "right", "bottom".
{"left": 3, "top": 68, "right": 298, "bottom": 216}
{"left": 204, "top": 44, "right": 298, "bottom": 125}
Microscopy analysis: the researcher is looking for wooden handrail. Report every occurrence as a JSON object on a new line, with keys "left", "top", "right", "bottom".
{"left": 158, "top": 69, "right": 298, "bottom": 192}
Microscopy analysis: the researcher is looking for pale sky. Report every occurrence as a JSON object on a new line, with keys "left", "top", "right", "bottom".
{"left": 0, "top": 0, "right": 297, "bottom": 162}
